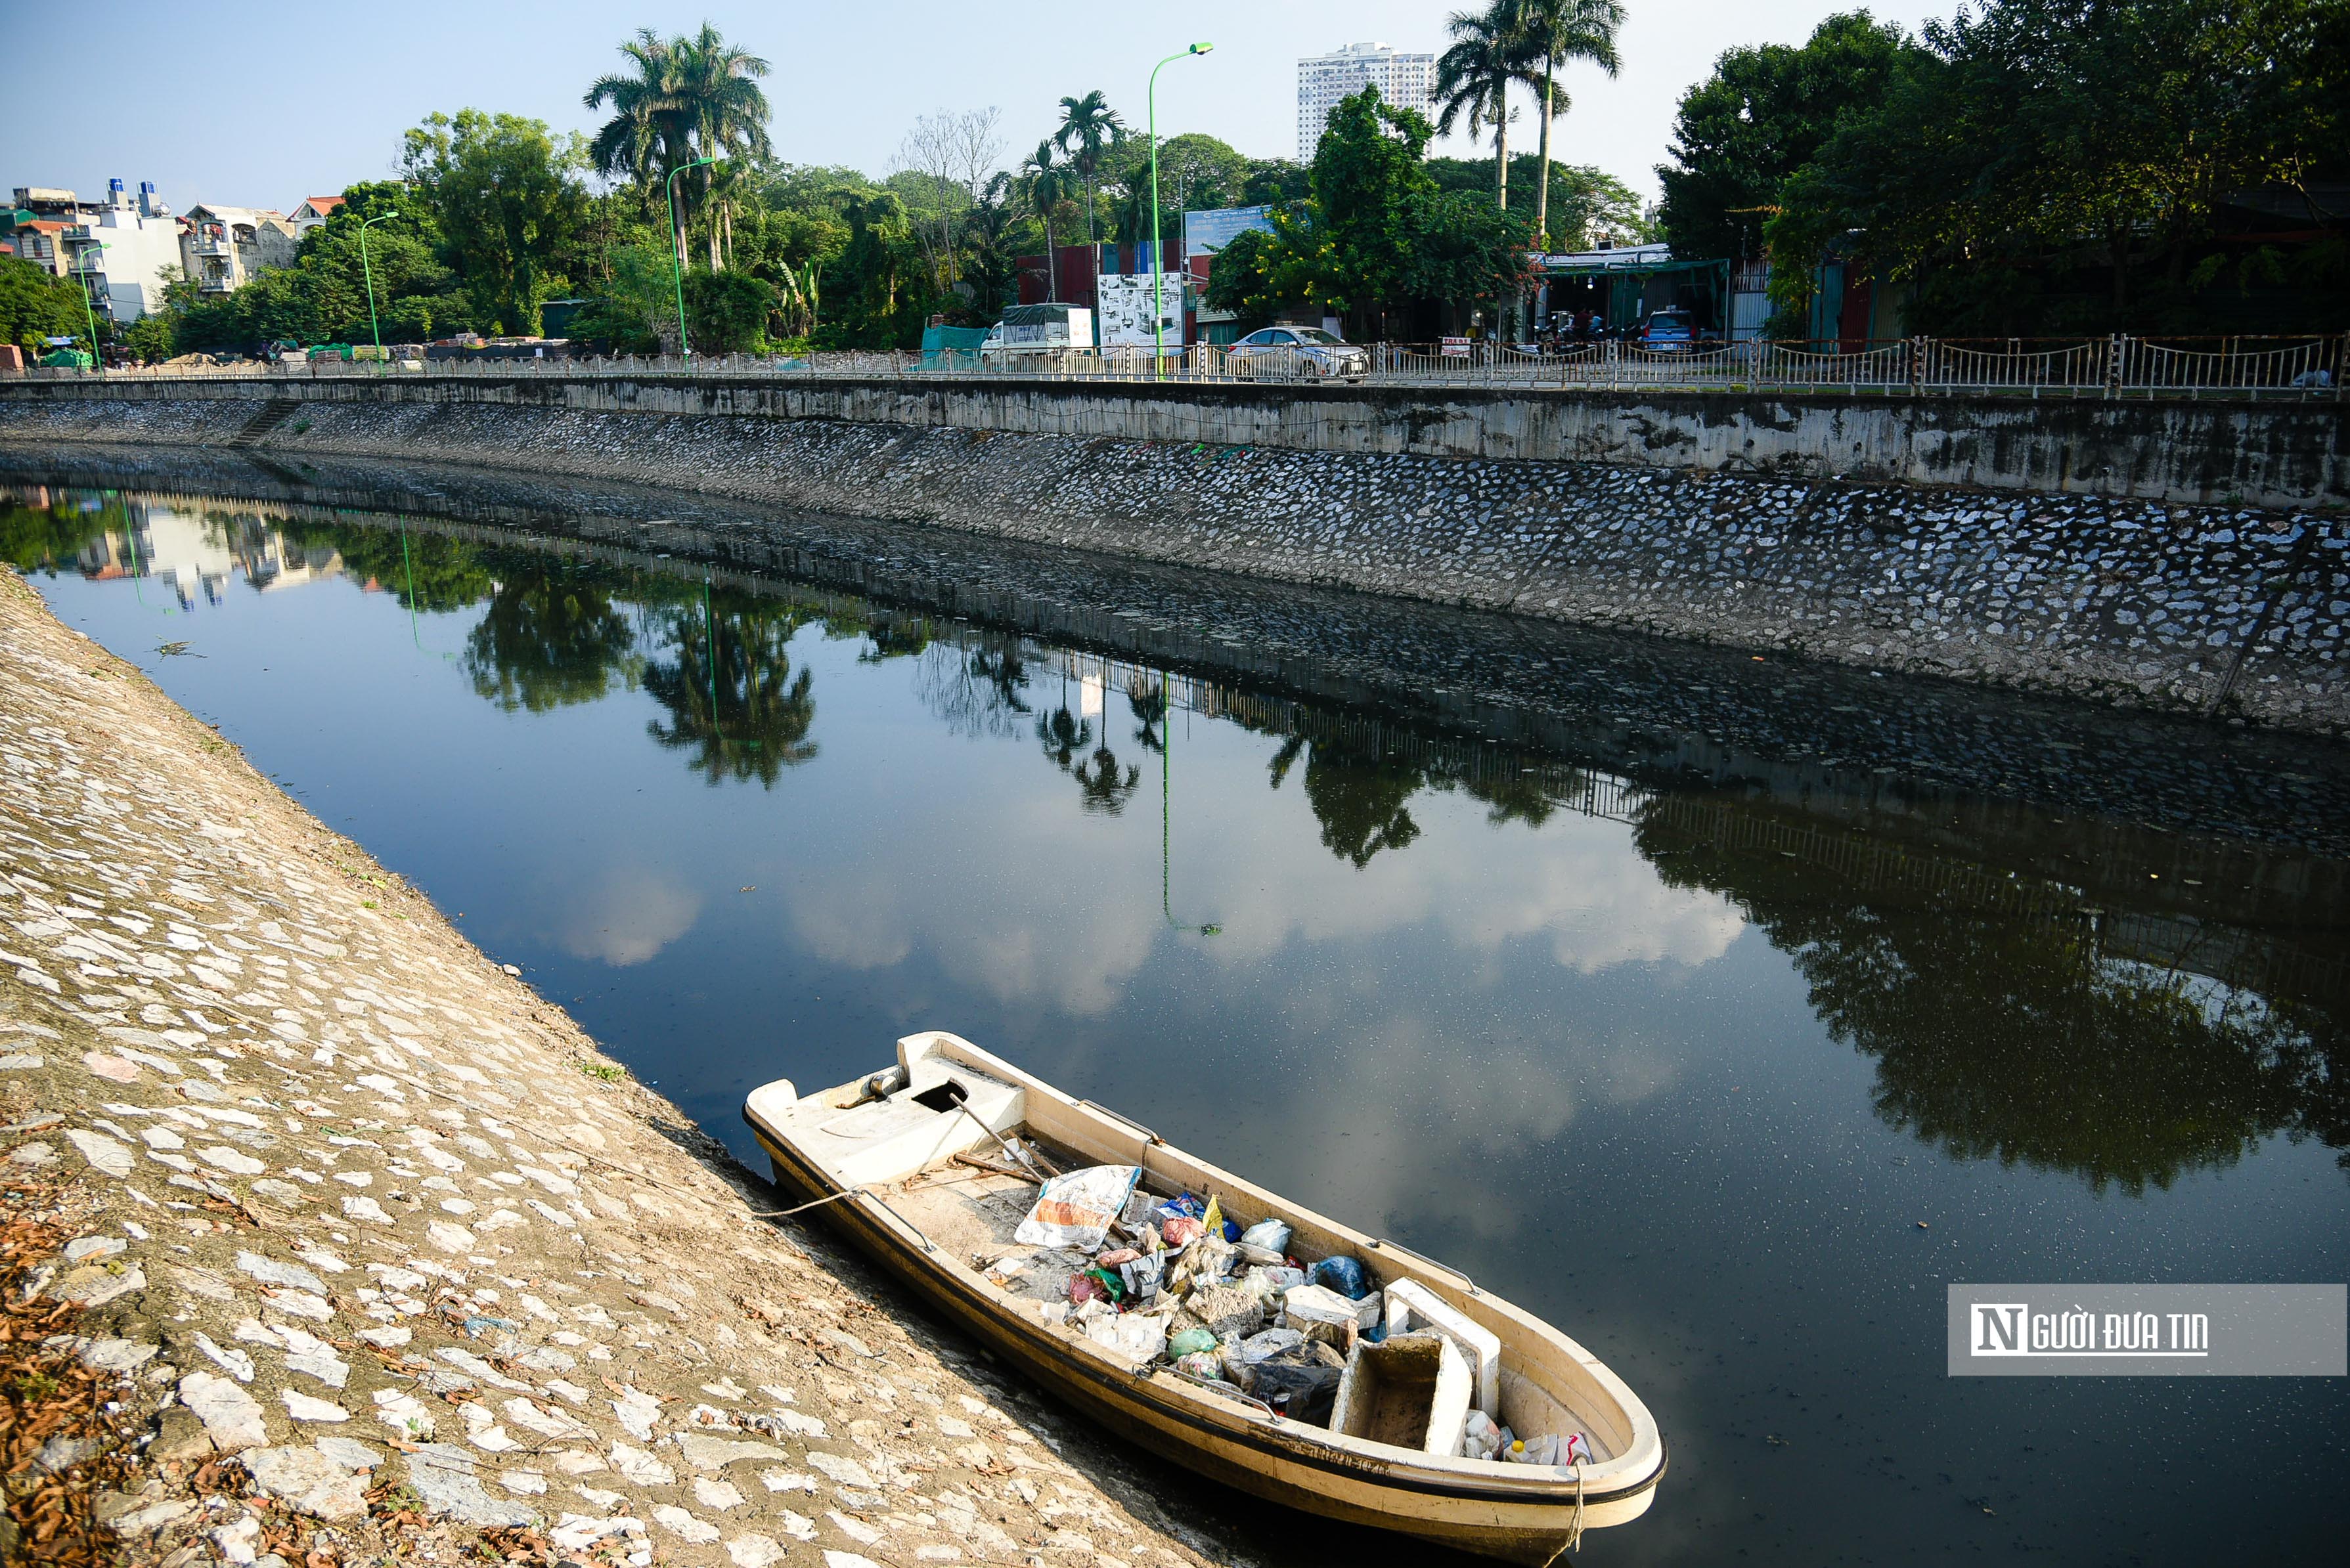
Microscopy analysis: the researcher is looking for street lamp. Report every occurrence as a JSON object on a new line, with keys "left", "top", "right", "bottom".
{"left": 1149, "top": 43, "right": 1214, "bottom": 379}
{"left": 70, "top": 238, "right": 110, "bottom": 370}
{"left": 667, "top": 157, "right": 717, "bottom": 359}
{"left": 359, "top": 211, "right": 399, "bottom": 353}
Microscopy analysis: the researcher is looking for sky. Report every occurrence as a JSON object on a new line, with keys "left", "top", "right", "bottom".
{"left": 3, "top": 1, "right": 1957, "bottom": 212}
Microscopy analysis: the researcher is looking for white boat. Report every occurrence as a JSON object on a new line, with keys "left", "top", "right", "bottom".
{"left": 743, "top": 1031, "right": 1666, "bottom": 1563}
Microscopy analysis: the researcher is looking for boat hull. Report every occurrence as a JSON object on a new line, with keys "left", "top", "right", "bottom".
{"left": 749, "top": 1127, "right": 1662, "bottom": 1565}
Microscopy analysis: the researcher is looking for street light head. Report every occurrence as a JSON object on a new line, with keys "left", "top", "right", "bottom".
{"left": 1190, "top": 41, "right": 1213, "bottom": 54}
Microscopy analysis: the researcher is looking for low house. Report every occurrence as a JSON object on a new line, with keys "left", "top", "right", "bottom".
{"left": 180, "top": 205, "right": 299, "bottom": 294}
{"left": 288, "top": 195, "right": 345, "bottom": 232}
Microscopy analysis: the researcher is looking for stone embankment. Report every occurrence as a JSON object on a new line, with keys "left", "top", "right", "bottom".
{"left": 0, "top": 567, "right": 1228, "bottom": 1567}
{"left": 0, "top": 388, "right": 2345, "bottom": 733}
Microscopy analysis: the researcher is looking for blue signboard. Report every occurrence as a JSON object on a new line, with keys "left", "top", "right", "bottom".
{"left": 1184, "top": 205, "right": 1274, "bottom": 258}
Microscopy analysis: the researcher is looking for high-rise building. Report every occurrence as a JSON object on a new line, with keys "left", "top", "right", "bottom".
{"left": 1296, "top": 42, "right": 1435, "bottom": 162}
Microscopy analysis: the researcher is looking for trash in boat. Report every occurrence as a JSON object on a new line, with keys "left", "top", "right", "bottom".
{"left": 1175, "top": 1349, "right": 1225, "bottom": 1381}
{"left": 1385, "top": 1278, "right": 1503, "bottom": 1416}
{"left": 1117, "top": 1251, "right": 1165, "bottom": 1304}
{"left": 1177, "top": 1281, "right": 1265, "bottom": 1340}
{"left": 1153, "top": 1194, "right": 1206, "bottom": 1224}
{"left": 1015, "top": 1164, "right": 1142, "bottom": 1251}
{"left": 1241, "top": 1263, "right": 1305, "bottom": 1303}
{"left": 1201, "top": 1193, "right": 1228, "bottom": 1244}
{"left": 1282, "top": 1282, "right": 1380, "bottom": 1349}
{"left": 1087, "top": 1311, "right": 1168, "bottom": 1362}
{"left": 1462, "top": 1408, "right": 1503, "bottom": 1461}
{"left": 1332, "top": 1333, "right": 1473, "bottom": 1457}
{"left": 1503, "top": 1433, "right": 1560, "bottom": 1466}
{"left": 1310, "top": 1255, "right": 1371, "bottom": 1299}
{"left": 1251, "top": 1339, "right": 1346, "bottom": 1423}
{"left": 1239, "top": 1219, "right": 1293, "bottom": 1255}
{"left": 1161, "top": 1215, "right": 1205, "bottom": 1248}
{"left": 1068, "top": 1271, "right": 1116, "bottom": 1307}
{"left": 1168, "top": 1326, "right": 1220, "bottom": 1359}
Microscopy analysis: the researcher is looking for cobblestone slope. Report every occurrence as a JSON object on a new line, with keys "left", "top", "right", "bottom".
{"left": 0, "top": 566, "right": 1231, "bottom": 1567}
{"left": 0, "top": 395, "right": 2342, "bottom": 732}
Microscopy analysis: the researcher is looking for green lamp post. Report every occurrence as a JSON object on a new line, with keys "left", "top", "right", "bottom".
{"left": 359, "top": 210, "right": 399, "bottom": 353}
{"left": 667, "top": 157, "right": 717, "bottom": 359}
{"left": 72, "top": 237, "right": 109, "bottom": 370}
{"left": 1148, "top": 43, "right": 1214, "bottom": 379}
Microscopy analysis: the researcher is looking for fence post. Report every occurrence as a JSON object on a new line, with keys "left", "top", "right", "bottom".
{"left": 2106, "top": 334, "right": 2123, "bottom": 399}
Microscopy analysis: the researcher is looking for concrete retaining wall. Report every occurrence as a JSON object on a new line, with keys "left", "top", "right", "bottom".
{"left": 0, "top": 385, "right": 2344, "bottom": 733}
{"left": 5, "top": 370, "right": 2344, "bottom": 506}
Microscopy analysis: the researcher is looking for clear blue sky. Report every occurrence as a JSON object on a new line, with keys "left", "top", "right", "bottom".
{"left": 3, "top": 1, "right": 1953, "bottom": 212}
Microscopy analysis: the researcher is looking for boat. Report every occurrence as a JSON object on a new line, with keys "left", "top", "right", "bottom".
{"left": 742, "top": 1031, "right": 1666, "bottom": 1563}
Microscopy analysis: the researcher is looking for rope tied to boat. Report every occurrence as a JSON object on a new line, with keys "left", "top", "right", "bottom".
{"left": 1537, "top": 1462, "right": 1587, "bottom": 1566}
{"left": 743, "top": 1186, "right": 870, "bottom": 1219}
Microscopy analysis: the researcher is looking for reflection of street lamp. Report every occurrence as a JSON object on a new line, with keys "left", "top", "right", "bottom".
{"left": 667, "top": 158, "right": 717, "bottom": 359}
{"left": 1147, "top": 43, "right": 1214, "bottom": 379}
{"left": 359, "top": 211, "right": 400, "bottom": 352}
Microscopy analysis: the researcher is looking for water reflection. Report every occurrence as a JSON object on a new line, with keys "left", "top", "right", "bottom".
{"left": 18, "top": 481, "right": 2350, "bottom": 1204}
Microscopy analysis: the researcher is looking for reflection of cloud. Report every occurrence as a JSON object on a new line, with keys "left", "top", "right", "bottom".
{"left": 551, "top": 867, "right": 701, "bottom": 966}
{"left": 776, "top": 735, "right": 1743, "bottom": 1030}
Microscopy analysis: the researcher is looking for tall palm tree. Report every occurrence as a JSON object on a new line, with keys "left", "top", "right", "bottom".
{"left": 1434, "top": 7, "right": 1523, "bottom": 213}
{"left": 1509, "top": 0, "right": 1625, "bottom": 246}
{"left": 669, "top": 24, "right": 773, "bottom": 271}
{"left": 584, "top": 25, "right": 772, "bottom": 272}
{"left": 1053, "top": 91, "right": 1124, "bottom": 244}
{"left": 1019, "top": 140, "right": 1075, "bottom": 299}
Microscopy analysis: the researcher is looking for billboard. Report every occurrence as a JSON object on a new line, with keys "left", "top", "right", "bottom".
{"left": 1184, "top": 205, "right": 1274, "bottom": 258}
{"left": 1094, "top": 273, "right": 1187, "bottom": 348}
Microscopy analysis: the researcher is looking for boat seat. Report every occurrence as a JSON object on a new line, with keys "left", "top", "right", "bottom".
{"left": 749, "top": 1056, "right": 1026, "bottom": 1189}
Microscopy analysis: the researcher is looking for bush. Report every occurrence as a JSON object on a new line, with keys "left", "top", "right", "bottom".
{"left": 683, "top": 270, "right": 776, "bottom": 354}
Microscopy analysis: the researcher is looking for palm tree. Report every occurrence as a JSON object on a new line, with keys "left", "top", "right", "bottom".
{"left": 669, "top": 24, "right": 774, "bottom": 271}
{"left": 1434, "top": 7, "right": 1523, "bottom": 213}
{"left": 584, "top": 25, "right": 772, "bottom": 272}
{"left": 1053, "top": 91, "right": 1125, "bottom": 244}
{"left": 1509, "top": 0, "right": 1625, "bottom": 247}
{"left": 1019, "top": 141, "right": 1075, "bottom": 299}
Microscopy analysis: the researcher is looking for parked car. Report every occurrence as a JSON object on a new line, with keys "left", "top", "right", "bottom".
{"left": 1226, "top": 326, "right": 1371, "bottom": 380}
{"left": 1638, "top": 310, "right": 1698, "bottom": 352}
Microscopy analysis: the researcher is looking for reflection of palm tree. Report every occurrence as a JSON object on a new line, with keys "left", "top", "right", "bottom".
{"left": 1270, "top": 733, "right": 1425, "bottom": 868}
{"left": 465, "top": 573, "right": 638, "bottom": 712}
{"left": 1037, "top": 707, "right": 1094, "bottom": 770}
{"left": 1128, "top": 682, "right": 1166, "bottom": 753}
{"left": 1073, "top": 747, "right": 1142, "bottom": 815}
{"left": 643, "top": 591, "right": 816, "bottom": 787}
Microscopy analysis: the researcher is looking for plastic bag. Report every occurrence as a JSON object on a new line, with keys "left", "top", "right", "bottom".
{"left": 1200, "top": 1194, "right": 1225, "bottom": 1244}
{"left": 1086, "top": 1312, "right": 1167, "bottom": 1363}
{"left": 1310, "top": 1255, "right": 1371, "bottom": 1300}
{"left": 1016, "top": 1165, "right": 1142, "bottom": 1252}
{"left": 1239, "top": 1219, "right": 1292, "bottom": 1255}
{"left": 1251, "top": 1341, "right": 1345, "bottom": 1424}
{"left": 1067, "top": 1272, "right": 1115, "bottom": 1307}
{"left": 1174, "top": 1349, "right": 1224, "bottom": 1381}
{"left": 1461, "top": 1409, "right": 1503, "bottom": 1461}
{"left": 1153, "top": 1194, "right": 1205, "bottom": 1223}
{"left": 1160, "top": 1216, "right": 1205, "bottom": 1249}
{"left": 1117, "top": 1252, "right": 1164, "bottom": 1305}
{"left": 1168, "top": 1327, "right": 1220, "bottom": 1359}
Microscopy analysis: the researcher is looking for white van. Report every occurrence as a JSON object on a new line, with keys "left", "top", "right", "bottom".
{"left": 982, "top": 304, "right": 1094, "bottom": 357}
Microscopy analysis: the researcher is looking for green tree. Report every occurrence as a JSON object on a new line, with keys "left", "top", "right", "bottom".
{"left": 1018, "top": 141, "right": 1078, "bottom": 299}
{"left": 1427, "top": 156, "right": 1654, "bottom": 247}
{"left": 402, "top": 110, "right": 588, "bottom": 335}
{"left": 1509, "top": 0, "right": 1626, "bottom": 247}
{"left": 1656, "top": 11, "right": 1911, "bottom": 265}
{"left": 1053, "top": 91, "right": 1126, "bottom": 244}
{"left": 683, "top": 269, "right": 776, "bottom": 353}
{"left": 1268, "top": 733, "right": 1426, "bottom": 869}
{"left": 643, "top": 594, "right": 818, "bottom": 787}
{"left": 584, "top": 25, "right": 772, "bottom": 273}
{"left": 0, "top": 255, "right": 93, "bottom": 353}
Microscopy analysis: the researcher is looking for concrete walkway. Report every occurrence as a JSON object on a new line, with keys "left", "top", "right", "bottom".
{"left": 0, "top": 565, "right": 1230, "bottom": 1567}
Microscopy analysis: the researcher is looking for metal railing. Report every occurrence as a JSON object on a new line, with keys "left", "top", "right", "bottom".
{"left": 10, "top": 333, "right": 2343, "bottom": 399}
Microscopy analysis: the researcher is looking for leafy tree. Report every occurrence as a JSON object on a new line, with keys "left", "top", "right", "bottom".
{"left": 1107, "top": 132, "right": 1251, "bottom": 243}
{"left": 584, "top": 25, "right": 772, "bottom": 272}
{"left": 1239, "top": 160, "right": 1312, "bottom": 207}
{"left": 1509, "top": 0, "right": 1626, "bottom": 246}
{"left": 1656, "top": 11, "right": 1911, "bottom": 265}
{"left": 0, "top": 255, "right": 94, "bottom": 353}
{"left": 0, "top": 492, "right": 112, "bottom": 572}
{"left": 1764, "top": 0, "right": 2349, "bottom": 333}
{"left": 402, "top": 110, "right": 588, "bottom": 336}
{"left": 1427, "top": 156, "right": 1653, "bottom": 246}
{"left": 1269, "top": 733, "right": 1425, "bottom": 868}
{"left": 683, "top": 269, "right": 776, "bottom": 353}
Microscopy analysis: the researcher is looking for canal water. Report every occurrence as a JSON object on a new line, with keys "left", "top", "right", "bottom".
{"left": 11, "top": 483, "right": 2347, "bottom": 1565}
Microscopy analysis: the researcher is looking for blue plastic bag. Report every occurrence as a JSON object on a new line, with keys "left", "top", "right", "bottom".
{"left": 1310, "top": 1255, "right": 1371, "bottom": 1300}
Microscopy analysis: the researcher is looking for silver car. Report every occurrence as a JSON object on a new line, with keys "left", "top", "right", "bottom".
{"left": 1226, "top": 326, "right": 1371, "bottom": 380}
